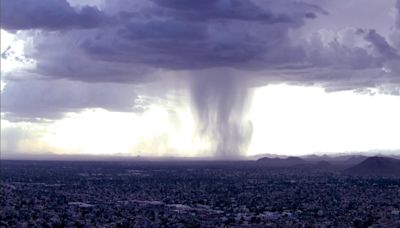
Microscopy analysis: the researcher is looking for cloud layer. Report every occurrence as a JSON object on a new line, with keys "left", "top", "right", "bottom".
{"left": 1, "top": 79, "right": 140, "bottom": 121}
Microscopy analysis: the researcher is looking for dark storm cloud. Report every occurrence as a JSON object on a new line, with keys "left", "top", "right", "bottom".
{"left": 152, "top": 0, "right": 326, "bottom": 22}
{"left": 0, "top": 0, "right": 109, "bottom": 30}
{"left": 2, "top": 0, "right": 323, "bottom": 78}
{"left": 3, "top": 30, "right": 155, "bottom": 83}
{"left": 120, "top": 20, "right": 207, "bottom": 41}
{"left": 150, "top": 0, "right": 292, "bottom": 23}
{"left": 77, "top": 0, "right": 321, "bottom": 72}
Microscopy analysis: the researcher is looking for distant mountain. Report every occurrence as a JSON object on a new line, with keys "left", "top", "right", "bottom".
{"left": 344, "top": 156, "right": 400, "bottom": 177}
{"left": 257, "top": 156, "right": 307, "bottom": 167}
{"left": 302, "top": 154, "right": 332, "bottom": 162}
{"left": 248, "top": 153, "right": 286, "bottom": 160}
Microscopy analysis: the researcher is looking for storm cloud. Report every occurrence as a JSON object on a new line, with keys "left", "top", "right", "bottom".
{"left": 1, "top": 0, "right": 399, "bottom": 157}
{"left": 1, "top": 0, "right": 110, "bottom": 30}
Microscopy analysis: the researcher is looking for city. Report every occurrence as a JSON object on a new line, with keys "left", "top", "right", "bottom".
{"left": 1, "top": 159, "right": 399, "bottom": 227}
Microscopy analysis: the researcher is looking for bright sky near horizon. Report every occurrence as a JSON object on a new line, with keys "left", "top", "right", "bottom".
{"left": 1, "top": 0, "right": 400, "bottom": 158}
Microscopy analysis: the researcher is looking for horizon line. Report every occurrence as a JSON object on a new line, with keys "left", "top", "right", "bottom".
{"left": 1, "top": 151, "right": 399, "bottom": 162}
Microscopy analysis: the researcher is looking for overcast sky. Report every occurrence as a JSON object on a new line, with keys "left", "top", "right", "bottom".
{"left": 1, "top": 0, "right": 400, "bottom": 158}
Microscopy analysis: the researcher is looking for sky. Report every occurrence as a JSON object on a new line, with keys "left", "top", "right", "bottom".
{"left": 1, "top": 0, "right": 400, "bottom": 159}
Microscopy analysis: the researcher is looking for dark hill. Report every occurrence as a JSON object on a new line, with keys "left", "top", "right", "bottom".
{"left": 344, "top": 156, "right": 400, "bottom": 177}
{"left": 314, "top": 160, "right": 335, "bottom": 169}
{"left": 291, "top": 160, "right": 339, "bottom": 172}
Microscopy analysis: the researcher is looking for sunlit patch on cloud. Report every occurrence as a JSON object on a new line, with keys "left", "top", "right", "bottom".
{"left": 1, "top": 29, "right": 36, "bottom": 76}
{"left": 0, "top": 80, "right": 6, "bottom": 92}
